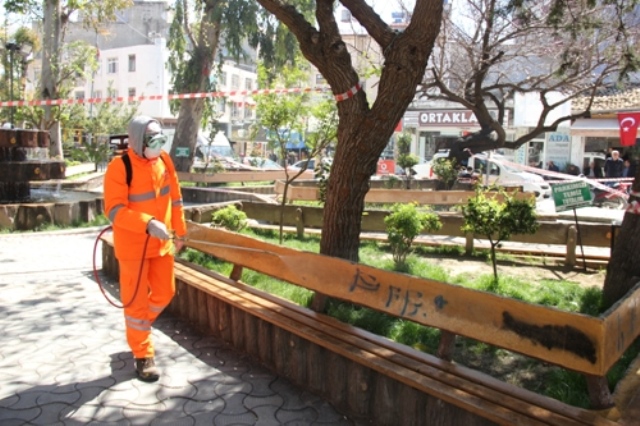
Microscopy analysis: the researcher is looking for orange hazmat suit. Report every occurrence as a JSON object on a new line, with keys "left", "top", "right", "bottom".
{"left": 104, "top": 116, "right": 186, "bottom": 359}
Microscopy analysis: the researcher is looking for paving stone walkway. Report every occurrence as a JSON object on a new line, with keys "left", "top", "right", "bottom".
{"left": 0, "top": 229, "right": 352, "bottom": 425}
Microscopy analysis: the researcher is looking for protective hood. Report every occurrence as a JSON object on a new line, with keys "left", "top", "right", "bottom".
{"left": 127, "top": 115, "right": 161, "bottom": 158}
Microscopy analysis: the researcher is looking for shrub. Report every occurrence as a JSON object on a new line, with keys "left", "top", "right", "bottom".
{"left": 432, "top": 157, "right": 458, "bottom": 189}
{"left": 211, "top": 205, "right": 248, "bottom": 232}
{"left": 461, "top": 186, "right": 539, "bottom": 281}
{"left": 384, "top": 202, "right": 442, "bottom": 267}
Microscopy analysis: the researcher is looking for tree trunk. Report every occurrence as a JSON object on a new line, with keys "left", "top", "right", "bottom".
{"left": 602, "top": 168, "right": 640, "bottom": 310}
{"left": 255, "top": 0, "right": 444, "bottom": 312}
{"left": 172, "top": 99, "right": 206, "bottom": 172}
{"left": 169, "top": 5, "right": 221, "bottom": 172}
{"left": 320, "top": 139, "right": 374, "bottom": 261}
{"left": 42, "top": 0, "right": 62, "bottom": 158}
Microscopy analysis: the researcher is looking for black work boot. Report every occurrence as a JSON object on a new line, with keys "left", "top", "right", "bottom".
{"left": 135, "top": 357, "right": 159, "bottom": 382}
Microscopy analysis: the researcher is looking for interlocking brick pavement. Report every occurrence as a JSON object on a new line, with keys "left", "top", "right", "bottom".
{"left": 0, "top": 229, "right": 353, "bottom": 425}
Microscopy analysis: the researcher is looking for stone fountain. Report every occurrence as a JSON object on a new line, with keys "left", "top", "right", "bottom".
{"left": 0, "top": 128, "right": 104, "bottom": 230}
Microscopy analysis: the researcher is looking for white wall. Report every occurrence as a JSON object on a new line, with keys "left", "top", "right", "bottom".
{"left": 77, "top": 39, "right": 172, "bottom": 120}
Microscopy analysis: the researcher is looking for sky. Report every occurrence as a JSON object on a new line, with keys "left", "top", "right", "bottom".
{"left": 367, "top": 0, "right": 416, "bottom": 22}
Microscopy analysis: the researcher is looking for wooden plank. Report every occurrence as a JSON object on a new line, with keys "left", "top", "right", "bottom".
{"left": 274, "top": 185, "right": 535, "bottom": 205}
{"left": 196, "top": 286, "right": 208, "bottom": 329}
{"left": 347, "top": 362, "right": 373, "bottom": 418}
{"left": 186, "top": 283, "right": 199, "bottom": 325}
{"left": 235, "top": 201, "right": 612, "bottom": 248}
{"left": 257, "top": 318, "right": 273, "bottom": 367}
{"left": 230, "top": 306, "right": 245, "bottom": 350}
{"left": 274, "top": 179, "right": 319, "bottom": 200}
{"left": 178, "top": 170, "right": 291, "bottom": 183}
{"left": 305, "top": 341, "right": 327, "bottom": 397}
{"left": 205, "top": 293, "right": 220, "bottom": 337}
{"left": 174, "top": 262, "right": 610, "bottom": 425}
{"left": 242, "top": 312, "right": 259, "bottom": 358}
{"left": 602, "top": 282, "right": 640, "bottom": 372}
{"left": 183, "top": 222, "right": 606, "bottom": 375}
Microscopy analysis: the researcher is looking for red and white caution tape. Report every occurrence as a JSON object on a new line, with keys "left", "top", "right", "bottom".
{"left": 492, "top": 157, "right": 633, "bottom": 199}
{"left": 0, "top": 86, "right": 333, "bottom": 108}
{"left": 334, "top": 82, "right": 362, "bottom": 102}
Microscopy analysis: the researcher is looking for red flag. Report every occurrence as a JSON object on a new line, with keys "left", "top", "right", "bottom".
{"left": 617, "top": 111, "right": 640, "bottom": 147}
{"left": 394, "top": 120, "right": 402, "bottom": 133}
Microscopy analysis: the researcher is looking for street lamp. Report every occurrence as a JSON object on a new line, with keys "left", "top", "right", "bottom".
{"left": 5, "top": 42, "right": 33, "bottom": 127}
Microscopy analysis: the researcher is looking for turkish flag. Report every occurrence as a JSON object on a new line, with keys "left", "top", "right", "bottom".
{"left": 617, "top": 111, "right": 640, "bottom": 146}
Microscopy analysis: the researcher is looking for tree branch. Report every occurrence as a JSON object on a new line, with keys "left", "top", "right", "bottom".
{"left": 339, "top": 0, "right": 395, "bottom": 49}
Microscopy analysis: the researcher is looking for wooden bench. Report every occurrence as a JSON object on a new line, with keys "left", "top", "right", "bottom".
{"left": 101, "top": 223, "right": 633, "bottom": 425}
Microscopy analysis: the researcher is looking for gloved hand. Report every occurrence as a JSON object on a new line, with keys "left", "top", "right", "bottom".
{"left": 146, "top": 219, "right": 170, "bottom": 240}
{"left": 173, "top": 238, "right": 185, "bottom": 253}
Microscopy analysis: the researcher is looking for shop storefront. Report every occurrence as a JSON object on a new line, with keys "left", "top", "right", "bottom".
{"left": 570, "top": 116, "right": 639, "bottom": 170}
{"left": 402, "top": 109, "right": 505, "bottom": 162}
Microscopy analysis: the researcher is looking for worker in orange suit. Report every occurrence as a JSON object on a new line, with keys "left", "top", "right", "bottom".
{"left": 104, "top": 115, "right": 187, "bottom": 382}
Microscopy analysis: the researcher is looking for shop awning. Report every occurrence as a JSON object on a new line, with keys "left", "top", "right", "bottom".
{"left": 570, "top": 118, "right": 639, "bottom": 138}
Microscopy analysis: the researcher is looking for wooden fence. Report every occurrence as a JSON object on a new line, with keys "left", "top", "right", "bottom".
{"left": 183, "top": 201, "right": 615, "bottom": 267}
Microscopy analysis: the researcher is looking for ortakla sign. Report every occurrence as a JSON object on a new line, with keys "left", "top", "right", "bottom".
{"left": 418, "top": 110, "right": 479, "bottom": 127}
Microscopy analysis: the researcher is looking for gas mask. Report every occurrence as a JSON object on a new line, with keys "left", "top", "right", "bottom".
{"left": 143, "top": 132, "right": 167, "bottom": 159}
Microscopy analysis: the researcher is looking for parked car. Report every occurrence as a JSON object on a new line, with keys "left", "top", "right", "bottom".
{"left": 468, "top": 153, "right": 552, "bottom": 200}
{"left": 242, "top": 156, "right": 284, "bottom": 170}
{"left": 412, "top": 151, "right": 451, "bottom": 178}
{"left": 288, "top": 157, "right": 333, "bottom": 172}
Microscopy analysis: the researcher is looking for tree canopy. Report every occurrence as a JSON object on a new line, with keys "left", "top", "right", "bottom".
{"left": 422, "top": 0, "right": 640, "bottom": 160}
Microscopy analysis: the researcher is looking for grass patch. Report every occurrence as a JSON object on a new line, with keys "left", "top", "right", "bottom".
{"left": 179, "top": 228, "right": 634, "bottom": 409}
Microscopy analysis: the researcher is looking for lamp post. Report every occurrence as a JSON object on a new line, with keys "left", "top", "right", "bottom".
{"left": 5, "top": 42, "right": 33, "bottom": 128}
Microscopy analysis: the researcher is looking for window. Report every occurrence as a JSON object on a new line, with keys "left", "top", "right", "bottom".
{"left": 315, "top": 73, "right": 326, "bottom": 85}
{"left": 128, "top": 55, "right": 136, "bottom": 72}
{"left": 341, "top": 9, "right": 352, "bottom": 22}
{"left": 107, "top": 58, "right": 118, "bottom": 74}
{"left": 220, "top": 72, "right": 227, "bottom": 86}
{"left": 128, "top": 88, "right": 136, "bottom": 97}
{"left": 93, "top": 90, "right": 102, "bottom": 99}
{"left": 245, "top": 78, "right": 252, "bottom": 91}
{"left": 244, "top": 106, "right": 252, "bottom": 119}
{"left": 218, "top": 98, "right": 226, "bottom": 113}
{"left": 74, "top": 91, "right": 85, "bottom": 100}
{"left": 107, "top": 88, "right": 118, "bottom": 98}
{"left": 231, "top": 74, "right": 240, "bottom": 90}
{"left": 231, "top": 102, "right": 240, "bottom": 119}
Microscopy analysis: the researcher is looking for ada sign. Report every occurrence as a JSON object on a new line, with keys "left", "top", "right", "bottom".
{"left": 552, "top": 181, "right": 592, "bottom": 212}
{"left": 175, "top": 147, "right": 190, "bottom": 157}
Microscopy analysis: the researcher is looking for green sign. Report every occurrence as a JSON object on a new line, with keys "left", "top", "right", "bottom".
{"left": 175, "top": 147, "right": 190, "bottom": 157}
{"left": 552, "top": 181, "right": 592, "bottom": 212}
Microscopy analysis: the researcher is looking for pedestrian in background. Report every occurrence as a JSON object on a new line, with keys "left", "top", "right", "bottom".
{"left": 604, "top": 150, "right": 624, "bottom": 178}
{"left": 104, "top": 115, "right": 187, "bottom": 382}
{"left": 583, "top": 161, "right": 603, "bottom": 179}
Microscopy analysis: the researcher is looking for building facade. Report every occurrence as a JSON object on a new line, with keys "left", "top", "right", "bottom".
{"left": 62, "top": 0, "right": 258, "bottom": 153}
